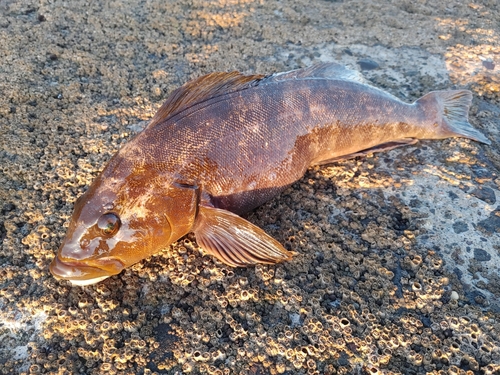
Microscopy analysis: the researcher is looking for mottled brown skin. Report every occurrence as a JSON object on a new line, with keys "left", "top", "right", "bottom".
{"left": 50, "top": 63, "right": 489, "bottom": 285}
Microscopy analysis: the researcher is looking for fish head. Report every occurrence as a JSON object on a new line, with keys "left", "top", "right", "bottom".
{"left": 50, "top": 157, "right": 199, "bottom": 286}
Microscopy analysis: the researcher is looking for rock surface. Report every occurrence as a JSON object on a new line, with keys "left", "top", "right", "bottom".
{"left": 0, "top": 0, "right": 499, "bottom": 374}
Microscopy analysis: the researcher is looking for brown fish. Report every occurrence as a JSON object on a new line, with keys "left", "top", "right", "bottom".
{"left": 49, "top": 63, "right": 490, "bottom": 285}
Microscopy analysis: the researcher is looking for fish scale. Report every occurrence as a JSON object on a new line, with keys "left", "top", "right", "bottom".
{"left": 49, "top": 63, "right": 490, "bottom": 286}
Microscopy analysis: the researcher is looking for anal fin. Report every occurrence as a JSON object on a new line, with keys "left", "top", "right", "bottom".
{"left": 316, "top": 138, "right": 419, "bottom": 165}
{"left": 193, "top": 206, "right": 295, "bottom": 267}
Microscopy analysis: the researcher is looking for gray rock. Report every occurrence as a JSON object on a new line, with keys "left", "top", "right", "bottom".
{"left": 452, "top": 221, "right": 468, "bottom": 234}
{"left": 477, "top": 210, "right": 500, "bottom": 234}
{"left": 358, "top": 58, "right": 379, "bottom": 70}
{"left": 474, "top": 248, "right": 492, "bottom": 262}
{"left": 471, "top": 187, "right": 496, "bottom": 205}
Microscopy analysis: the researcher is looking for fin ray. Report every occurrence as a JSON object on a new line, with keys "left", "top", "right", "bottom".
{"left": 265, "top": 62, "right": 366, "bottom": 84}
{"left": 194, "top": 206, "right": 294, "bottom": 267}
{"left": 149, "top": 71, "right": 265, "bottom": 127}
{"left": 417, "top": 90, "right": 490, "bottom": 144}
{"left": 314, "top": 138, "right": 419, "bottom": 164}
{"left": 149, "top": 63, "right": 367, "bottom": 128}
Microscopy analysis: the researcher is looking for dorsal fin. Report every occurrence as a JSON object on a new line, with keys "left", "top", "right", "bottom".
{"left": 148, "top": 63, "right": 364, "bottom": 127}
{"left": 148, "top": 71, "right": 266, "bottom": 127}
{"left": 264, "top": 62, "right": 366, "bottom": 84}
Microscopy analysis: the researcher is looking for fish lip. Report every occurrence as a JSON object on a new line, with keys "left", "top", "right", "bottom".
{"left": 49, "top": 256, "right": 125, "bottom": 284}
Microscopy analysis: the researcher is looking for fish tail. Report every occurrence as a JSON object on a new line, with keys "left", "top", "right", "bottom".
{"left": 416, "top": 90, "right": 490, "bottom": 144}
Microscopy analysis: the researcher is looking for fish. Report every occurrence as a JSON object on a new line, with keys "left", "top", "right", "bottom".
{"left": 49, "top": 63, "right": 490, "bottom": 286}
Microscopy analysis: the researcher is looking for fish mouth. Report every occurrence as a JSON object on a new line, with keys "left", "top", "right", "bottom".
{"left": 49, "top": 256, "right": 125, "bottom": 286}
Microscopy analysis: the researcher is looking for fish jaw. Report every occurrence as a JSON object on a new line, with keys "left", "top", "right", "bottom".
{"left": 68, "top": 276, "right": 110, "bottom": 286}
{"left": 49, "top": 255, "right": 125, "bottom": 285}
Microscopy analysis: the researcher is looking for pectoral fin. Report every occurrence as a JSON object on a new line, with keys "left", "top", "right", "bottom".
{"left": 193, "top": 205, "right": 294, "bottom": 267}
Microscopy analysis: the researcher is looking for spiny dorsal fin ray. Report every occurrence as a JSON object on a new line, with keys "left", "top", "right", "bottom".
{"left": 148, "top": 63, "right": 365, "bottom": 128}
{"left": 148, "top": 71, "right": 265, "bottom": 127}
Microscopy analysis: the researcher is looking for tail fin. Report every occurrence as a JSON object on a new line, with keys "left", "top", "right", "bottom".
{"left": 416, "top": 90, "right": 491, "bottom": 145}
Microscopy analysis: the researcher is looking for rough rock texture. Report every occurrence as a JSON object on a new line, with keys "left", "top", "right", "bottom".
{"left": 1, "top": 0, "right": 499, "bottom": 374}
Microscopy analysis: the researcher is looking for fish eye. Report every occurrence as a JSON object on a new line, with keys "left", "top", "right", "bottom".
{"left": 97, "top": 213, "right": 121, "bottom": 236}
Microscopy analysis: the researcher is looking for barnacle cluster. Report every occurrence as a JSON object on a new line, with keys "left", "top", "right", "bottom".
{"left": 4, "top": 155, "right": 500, "bottom": 374}
{"left": 10, "top": 159, "right": 495, "bottom": 374}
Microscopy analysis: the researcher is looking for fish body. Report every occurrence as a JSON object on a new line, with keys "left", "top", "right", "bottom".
{"left": 49, "top": 63, "right": 490, "bottom": 285}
